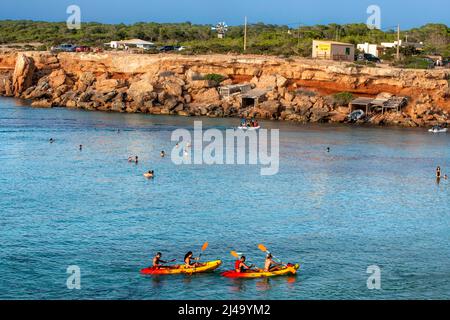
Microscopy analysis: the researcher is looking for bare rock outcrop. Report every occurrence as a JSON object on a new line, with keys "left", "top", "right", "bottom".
{"left": 0, "top": 51, "right": 449, "bottom": 128}
{"left": 12, "top": 53, "right": 35, "bottom": 95}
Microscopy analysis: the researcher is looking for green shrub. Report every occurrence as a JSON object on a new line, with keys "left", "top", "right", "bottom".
{"left": 204, "top": 73, "right": 226, "bottom": 83}
{"left": 333, "top": 92, "right": 354, "bottom": 106}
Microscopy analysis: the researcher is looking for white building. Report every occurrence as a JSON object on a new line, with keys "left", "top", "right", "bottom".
{"left": 357, "top": 43, "right": 381, "bottom": 57}
{"left": 380, "top": 40, "right": 424, "bottom": 50}
{"left": 106, "top": 39, "right": 155, "bottom": 50}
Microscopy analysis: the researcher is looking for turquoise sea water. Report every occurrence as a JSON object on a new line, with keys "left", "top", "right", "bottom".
{"left": 1, "top": 96, "right": 449, "bottom": 300}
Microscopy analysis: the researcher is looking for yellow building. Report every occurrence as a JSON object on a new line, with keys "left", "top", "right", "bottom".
{"left": 312, "top": 40, "right": 355, "bottom": 61}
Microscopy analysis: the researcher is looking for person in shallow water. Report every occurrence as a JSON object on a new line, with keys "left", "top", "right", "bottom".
{"left": 235, "top": 256, "right": 256, "bottom": 273}
{"left": 160, "top": 151, "right": 165, "bottom": 157}
{"left": 264, "top": 253, "right": 283, "bottom": 272}
{"left": 79, "top": 144, "right": 82, "bottom": 151}
{"left": 49, "top": 138, "right": 54, "bottom": 143}
{"left": 184, "top": 251, "right": 203, "bottom": 268}
{"left": 144, "top": 170, "right": 154, "bottom": 178}
{"left": 436, "top": 166, "right": 442, "bottom": 180}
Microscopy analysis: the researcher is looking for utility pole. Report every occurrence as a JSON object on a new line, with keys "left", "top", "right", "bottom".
{"left": 244, "top": 16, "right": 247, "bottom": 52}
{"left": 396, "top": 24, "right": 400, "bottom": 60}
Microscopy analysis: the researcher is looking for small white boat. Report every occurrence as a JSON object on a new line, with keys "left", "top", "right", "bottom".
{"left": 428, "top": 126, "right": 448, "bottom": 133}
{"left": 237, "top": 126, "right": 261, "bottom": 130}
{"left": 348, "top": 109, "right": 365, "bottom": 121}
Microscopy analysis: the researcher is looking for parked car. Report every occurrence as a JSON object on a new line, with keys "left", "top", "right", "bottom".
{"left": 159, "top": 45, "right": 175, "bottom": 52}
{"left": 51, "top": 44, "right": 76, "bottom": 52}
{"left": 75, "top": 46, "right": 91, "bottom": 52}
{"left": 356, "top": 53, "right": 381, "bottom": 63}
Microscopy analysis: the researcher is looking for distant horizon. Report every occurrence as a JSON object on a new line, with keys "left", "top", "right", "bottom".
{"left": 1, "top": 0, "right": 449, "bottom": 30}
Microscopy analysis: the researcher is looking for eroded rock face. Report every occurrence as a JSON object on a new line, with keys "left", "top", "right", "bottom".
{"left": 12, "top": 54, "right": 35, "bottom": 95}
{"left": 1, "top": 51, "right": 449, "bottom": 127}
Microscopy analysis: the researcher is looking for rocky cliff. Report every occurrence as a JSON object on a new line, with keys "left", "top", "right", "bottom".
{"left": 1, "top": 51, "right": 449, "bottom": 127}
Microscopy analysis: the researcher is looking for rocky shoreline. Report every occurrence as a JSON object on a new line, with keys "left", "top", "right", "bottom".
{"left": 1, "top": 51, "right": 449, "bottom": 127}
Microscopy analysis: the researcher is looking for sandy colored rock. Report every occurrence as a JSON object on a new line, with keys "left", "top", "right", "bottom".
{"left": 12, "top": 53, "right": 35, "bottom": 95}
{"left": 192, "top": 88, "right": 220, "bottom": 103}
{"left": 48, "top": 69, "right": 67, "bottom": 88}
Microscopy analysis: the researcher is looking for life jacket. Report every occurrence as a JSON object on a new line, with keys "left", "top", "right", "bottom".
{"left": 234, "top": 260, "right": 241, "bottom": 271}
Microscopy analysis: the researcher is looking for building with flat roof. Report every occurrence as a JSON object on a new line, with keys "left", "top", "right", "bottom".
{"left": 312, "top": 40, "right": 355, "bottom": 62}
{"left": 106, "top": 39, "right": 155, "bottom": 50}
{"left": 357, "top": 43, "right": 383, "bottom": 57}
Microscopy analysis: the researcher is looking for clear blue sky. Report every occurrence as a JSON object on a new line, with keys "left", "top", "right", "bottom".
{"left": 1, "top": 0, "right": 448, "bottom": 28}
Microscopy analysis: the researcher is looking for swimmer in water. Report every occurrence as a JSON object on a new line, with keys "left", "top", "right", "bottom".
{"left": 160, "top": 151, "right": 165, "bottom": 158}
{"left": 175, "top": 143, "right": 179, "bottom": 148}
{"left": 144, "top": 170, "right": 154, "bottom": 179}
{"left": 327, "top": 147, "right": 330, "bottom": 153}
{"left": 436, "top": 166, "right": 442, "bottom": 184}
{"left": 49, "top": 138, "right": 54, "bottom": 143}
{"left": 79, "top": 144, "right": 82, "bottom": 151}
{"left": 135, "top": 156, "right": 138, "bottom": 164}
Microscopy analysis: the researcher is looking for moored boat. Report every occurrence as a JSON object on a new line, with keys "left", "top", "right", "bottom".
{"left": 428, "top": 125, "right": 448, "bottom": 133}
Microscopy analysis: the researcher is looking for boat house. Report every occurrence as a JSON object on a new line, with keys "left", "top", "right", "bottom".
{"left": 350, "top": 96, "right": 408, "bottom": 115}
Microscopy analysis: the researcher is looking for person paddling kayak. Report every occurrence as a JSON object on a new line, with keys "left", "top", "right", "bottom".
{"left": 152, "top": 252, "right": 168, "bottom": 269}
{"left": 235, "top": 255, "right": 257, "bottom": 273}
{"left": 184, "top": 251, "right": 203, "bottom": 268}
{"left": 264, "top": 253, "right": 283, "bottom": 272}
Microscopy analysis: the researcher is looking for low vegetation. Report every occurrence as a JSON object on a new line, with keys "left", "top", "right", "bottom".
{"left": 333, "top": 92, "right": 354, "bottom": 106}
{"left": 0, "top": 20, "right": 448, "bottom": 58}
{"left": 203, "top": 73, "right": 226, "bottom": 83}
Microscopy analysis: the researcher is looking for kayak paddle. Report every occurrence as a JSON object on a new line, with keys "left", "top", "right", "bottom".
{"left": 190, "top": 242, "right": 209, "bottom": 274}
{"left": 230, "top": 250, "right": 256, "bottom": 269}
{"left": 258, "top": 244, "right": 285, "bottom": 265}
{"left": 197, "top": 242, "right": 209, "bottom": 262}
{"left": 230, "top": 250, "right": 240, "bottom": 258}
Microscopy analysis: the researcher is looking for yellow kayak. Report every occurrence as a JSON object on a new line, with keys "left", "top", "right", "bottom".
{"left": 140, "top": 260, "right": 222, "bottom": 275}
{"left": 222, "top": 263, "right": 299, "bottom": 278}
